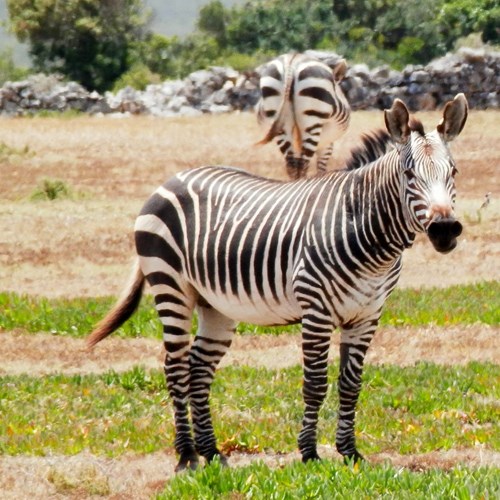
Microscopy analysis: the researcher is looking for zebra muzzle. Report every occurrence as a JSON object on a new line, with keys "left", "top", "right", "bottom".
{"left": 427, "top": 217, "right": 463, "bottom": 254}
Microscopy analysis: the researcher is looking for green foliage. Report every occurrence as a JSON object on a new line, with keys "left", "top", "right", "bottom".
{"left": 0, "top": 141, "right": 31, "bottom": 162}
{"left": 0, "top": 48, "right": 30, "bottom": 86}
{"left": 439, "top": 0, "right": 500, "bottom": 46}
{"left": 381, "top": 281, "right": 500, "bottom": 326}
{"left": 111, "top": 62, "right": 161, "bottom": 92}
{"left": 28, "top": 108, "right": 84, "bottom": 119}
{"left": 160, "top": 460, "right": 500, "bottom": 498}
{"left": 30, "top": 178, "right": 72, "bottom": 201}
{"left": 219, "top": 51, "right": 268, "bottom": 72}
{"left": 225, "top": 0, "right": 335, "bottom": 54}
{"left": 197, "top": 0, "right": 228, "bottom": 48}
{"left": 6, "top": 0, "right": 151, "bottom": 92}
{"left": 0, "top": 292, "right": 161, "bottom": 338}
{"left": 4, "top": 0, "right": 498, "bottom": 87}
{"left": 0, "top": 282, "right": 497, "bottom": 338}
{"left": 130, "top": 32, "right": 221, "bottom": 80}
{"left": 0, "top": 362, "right": 499, "bottom": 457}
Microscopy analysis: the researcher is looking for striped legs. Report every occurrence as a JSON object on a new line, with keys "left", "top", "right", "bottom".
{"left": 297, "top": 312, "right": 377, "bottom": 464}
{"left": 298, "top": 314, "right": 332, "bottom": 461}
{"left": 285, "top": 153, "right": 310, "bottom": 180}
{"left": 276, "top": 132, "right": 310, "bottom": 179}
{"left": 189, "top": 305, "right": 235, "bottom": 464}
{"left": 160, "top": 293, "right": 235, "bottom": 471}
{"left": 156, "top": 286, "right": 198, "bottom": 472}
{"left": 336, "top": 322, "right": 377, "bottom": 462}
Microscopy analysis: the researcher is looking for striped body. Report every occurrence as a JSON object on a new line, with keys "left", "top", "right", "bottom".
{"left": 88, "top": 95, "right": 468, "bottom": 470}
{"left": 137, "top": 165, "right": 403, "bottom": 328}
{"left": 257, "top": 52, "right": 350, "bottom": 179}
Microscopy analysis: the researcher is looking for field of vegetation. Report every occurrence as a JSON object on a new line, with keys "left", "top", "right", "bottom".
{"left": 0, "top": 110, "right": 498, "bottom": 497}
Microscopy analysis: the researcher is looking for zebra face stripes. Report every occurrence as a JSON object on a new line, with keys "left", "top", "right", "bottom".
{"left": 87, "top": 94, "right": 467, "bottom": 471}
{"left": 384, "top": 95, "right": 467, "bottom": 252}
{"left": 256, "top": 52, "right": 350, "bottom": 179}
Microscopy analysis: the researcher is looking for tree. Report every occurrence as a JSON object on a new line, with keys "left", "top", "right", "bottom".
{"left": 439, "top": 0, "right": 500, "bottom": 47}
{"left": 197, "top": 0, "right": 228, "bottom": 48}
{"left": 225, "top": 0, "right": 335, "bottom": 54}
{"left": 7, "top": 0, "right": 151, "bottom": 92}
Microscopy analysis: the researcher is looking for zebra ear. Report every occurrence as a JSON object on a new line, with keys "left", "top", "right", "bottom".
{"left": 437, "top": 93, "right": 468, "bottom": 142}
{"left": 331, "top": 59, "right": 347, "bottom": 82}
{"left": 384, "top": 99, "right": 410, "bottom": 144}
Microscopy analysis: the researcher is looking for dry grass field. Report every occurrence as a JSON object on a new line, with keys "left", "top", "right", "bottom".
{"left": 0, "top": 109, "right": 498, "bottom": 297}
{"left": 0, "top": 109, "right": 498, "bottom": 498}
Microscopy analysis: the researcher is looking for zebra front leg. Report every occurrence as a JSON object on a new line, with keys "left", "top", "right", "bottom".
{"left": 189, "top": 305, "right": 235, "bottom": 466}
{"left": 336, "top": 323, "right": 376, "bottom": 463}
{"left": 298, "top": 315, "right": 332, "bottom": 462}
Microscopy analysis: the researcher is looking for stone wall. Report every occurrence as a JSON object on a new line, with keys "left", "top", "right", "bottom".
{"left": 0, "top": 47, "right": 497, "bottom": 117}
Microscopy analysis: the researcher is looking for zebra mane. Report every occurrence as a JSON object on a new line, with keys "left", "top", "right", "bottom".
{"left": 345, "top": 129, "right": 393, "bottom": 170}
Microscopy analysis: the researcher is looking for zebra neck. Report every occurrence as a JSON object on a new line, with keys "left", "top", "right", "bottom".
{"left": 337, "top": 152, "right": 416, "bottom": 265}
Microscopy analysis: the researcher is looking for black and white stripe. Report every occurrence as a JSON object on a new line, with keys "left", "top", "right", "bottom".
{"left": 256, "top": 52, "right": 351, "bottom": 179}
{"left": 88, "top": 94, "right": 468, "bottom": 470}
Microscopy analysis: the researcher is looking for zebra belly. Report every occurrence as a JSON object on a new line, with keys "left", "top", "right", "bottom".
{"left": 195, "top": 286, "right": 302, "bottom": 326}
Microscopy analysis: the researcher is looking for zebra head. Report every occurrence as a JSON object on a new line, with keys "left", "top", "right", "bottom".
{"left": 384, "top": 93, "right": 468, "bottom": 253}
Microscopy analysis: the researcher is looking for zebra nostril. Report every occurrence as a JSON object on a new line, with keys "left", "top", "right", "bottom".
{"left": 451, "top": 220, "right": 463, "bottom": 237}
{"left": 427, "top": 221, "right": 441, "bottom": 239}
{"left": 427, "top": 217, "right": 462, "bottom": 253}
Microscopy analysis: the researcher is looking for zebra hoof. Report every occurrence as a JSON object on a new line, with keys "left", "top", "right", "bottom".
{"left": 175, "top": 452, "right": 200, "bottom": 473}
{"left": 343, "top": 450, "right": 365, "bottom": 466}
{"left": 302, "top": 451, "right": 321, "bottom": 463}
{"left": 205, "top": 450, "right": 229, "bottom": 467}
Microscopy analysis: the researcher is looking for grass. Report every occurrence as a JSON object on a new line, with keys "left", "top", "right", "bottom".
{"left": 1, "top": 362, "right": 498, "bottom": 457}
{"left": 0, "top": 141, "right": 32, "bottom": 162}
{"left": 30, "top": 178, "right": 73, "bottom": 201}
{"left": 0, "top": 282, "right": 498, "bottom": 338}
{"left": 158, "top": 459, "right": 500, "bottom": 499}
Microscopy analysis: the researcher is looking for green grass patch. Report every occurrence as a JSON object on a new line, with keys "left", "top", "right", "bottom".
{"left": 0, "top": 141, "right": 33, "bottom": 162}
{"left": 0, "top": 282, "right": 498, "bottom": 338}
{"left": 30, "top": 178, "right": 74, "bottom": 201}
{"left": 380, "top": 281, "right": 499, "bottom": 326}
{"left": 158, "top": 459, "right": 500, "bottom": 499}
{"left": 1, "top": 362, "right": 498, "bottom": 457}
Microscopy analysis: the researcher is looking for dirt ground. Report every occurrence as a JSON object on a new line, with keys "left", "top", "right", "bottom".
{"left": 0, "top": 110, "right": 498, "bottom": 498}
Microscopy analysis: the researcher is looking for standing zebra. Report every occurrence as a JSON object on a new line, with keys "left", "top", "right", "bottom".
{"left": 256, "top": 52, "right": 351, "bottom": 179}
{"left": 87, "top": 94, "right": 468, "bottom": 471}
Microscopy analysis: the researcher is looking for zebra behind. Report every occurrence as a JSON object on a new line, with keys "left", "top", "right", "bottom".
{"left": 87, "top": 94, "right": 468, "bottom": 471}
{"left": 256, "top": 52, "right": 351, "bottom": 179}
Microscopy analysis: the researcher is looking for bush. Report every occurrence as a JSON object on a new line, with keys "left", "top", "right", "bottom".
{"left": 0, "top": 48, "right": 30, "bottom": 86}
{"left": 30, "top": 179, "right": 72, "bottom": 201}
{"left": 111, "top": 63, "right": 162, "bottom": 92}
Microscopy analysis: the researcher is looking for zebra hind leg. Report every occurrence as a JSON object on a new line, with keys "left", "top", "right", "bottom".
{"left": 286, "top": 154, "right": 310, "bottom": 180}
{"left": 189, "top": 303, "right": 236, "bottom": 466}
{"left": 153, "top": 284, "right": 199, "bottom": 472}
{"left": 336, "top": 324, "right": 377, "bottom": 464}
{"left": 298, "top": 315, "right": 332, "bottom": 462}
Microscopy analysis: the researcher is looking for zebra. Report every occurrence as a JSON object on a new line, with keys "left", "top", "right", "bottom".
{"left": 256, "top": 52, "right": 351, "bottom": 180}
{"left": 87, "top": 94, "right": 468, "bottom": 471}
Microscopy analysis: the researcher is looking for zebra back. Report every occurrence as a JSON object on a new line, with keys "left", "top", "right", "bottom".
{"left": 256, "top": 52, "right": 351, "bottom": 178}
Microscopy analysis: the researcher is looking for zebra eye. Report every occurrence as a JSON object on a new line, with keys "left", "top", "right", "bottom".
{"left": 451, "top": 165, "right": 459, "bottom": 176}
{"left": 403, "top": 168, "right": 415, "bottom": 179}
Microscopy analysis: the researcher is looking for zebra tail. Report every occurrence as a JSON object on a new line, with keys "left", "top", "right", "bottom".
{"left": 256, "top": 53, "right": 297, "bottom": 146}
{"left": 86, "top": 258, "right": 145, "bottom": 349}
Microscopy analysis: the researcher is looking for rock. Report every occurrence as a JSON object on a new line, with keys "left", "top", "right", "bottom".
{"left": 0, "top": 48, "right": 498, "bottom": 116}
